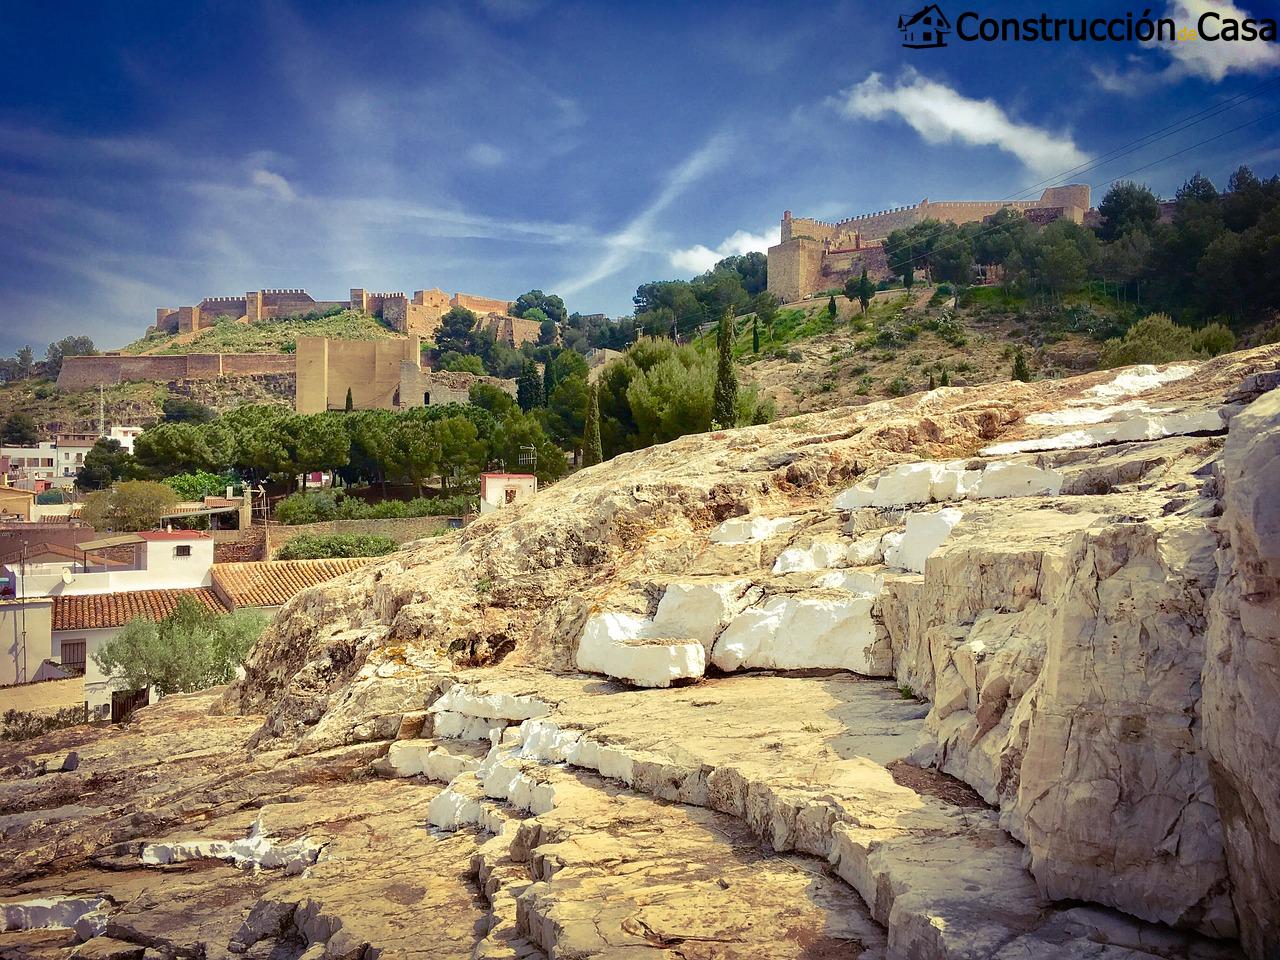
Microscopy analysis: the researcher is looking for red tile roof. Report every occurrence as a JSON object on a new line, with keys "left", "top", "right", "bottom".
{"left": 211, "top": 558, "right": 374, "bottom": 609}
{"left": 51, "top": 588, "right": 227, "bottom": 631}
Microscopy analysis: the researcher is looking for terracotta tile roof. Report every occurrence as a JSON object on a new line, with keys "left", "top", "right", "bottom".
{"left": 51, "top": 588, "right": 227, "bottom": 631}
{"left": 211, "top": 558, "right": 374, "bottom": 609}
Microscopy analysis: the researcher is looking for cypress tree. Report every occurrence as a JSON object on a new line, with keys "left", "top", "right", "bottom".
{"left": 543, "top": 358, "right": 555, "bottom": 399}
{"left": 582, "top": 381, "right": 603, "bottom": 467}
{"left": 940, "top": 369, "right": 950, "bottom": 386}
{"left": 827, "top": 295, "right": 837, "bottom": 320}
{"left": 1012, "top": 349, "right": 1031, "bottom": 382}
{"left": 517, "top": 360, "right": 544, "bottom": 411}
{"left": 713, "top": 311, "right": 738, "bottom": 429}
{"left": 344, "top": 387, "right": 354, "bottom": 412}
{"left": 752, "top": 316, "right": 760, "bottom": 353}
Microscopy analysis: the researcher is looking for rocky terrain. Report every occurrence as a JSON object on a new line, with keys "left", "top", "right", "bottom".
{"left": 3, "top": 346, "right": 1279, "bottom": 960}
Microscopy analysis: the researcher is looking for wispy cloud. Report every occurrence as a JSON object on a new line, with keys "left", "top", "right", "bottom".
{"left": 670, "top": 228, "right": 774, "bottom": 275}
{"left": 1092, "top": 0, "right": 1280, "bottom": 90}
{"left": 834, "top": 68, "right": 1089, "bottom": 176}
{"left": 467, "top": 143, "right": 506, "bottom": 168}
{"left": 250, "top": 169, "right": 296, "bottom": 201}
{"left": 558, "top": 133, "right": 735, "bottom": 296}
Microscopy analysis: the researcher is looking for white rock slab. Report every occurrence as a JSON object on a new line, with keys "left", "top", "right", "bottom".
{"left": 970, "top": 463, "right": 1064, "bottom": 499}
{"left": 386, "top": 741, "right": 481, "bottom": 782}
{"left": 141, "top": 816, "right": 320, "bottom": 874}
{"left": 651, "top": 580, "right": 752, "bottom": 648}
{"left": 872, "top": 462, "right": 948, "bottom": 507}
{"left": 433, "top": 710, "right": 507, "bottom": 742}
{"left": 883, "top": 509, "right": 963, "bottom": 574}
{"left": 773, "top": 539, "right": 848, "bottom": 574}
{"left": 846, "top": 533, "right": 886, "bottom": 565}
{"left": 429, "top": 685, "right": 551, "bottom": 722}
{"left": 832, "top": 482, "right": 877, "bottom": 510}
{"left": 981, "top": 409, "right": 1222, "bottom": 456}
{"left": 712, "top": 595, "right": 884, "bottom": 675}
{"left": 0, "top": 897, "right": 110, "bottom": 938}
{"left": 576, "top": 611, "right": 706, "bottom": 688}
{"left": 816, "top": 570, "right": 885, "bottom": 595}
{"left": 708, "top": 515, "right": 798, "bottom": 544}
{"left": 1027, "top": 401, "right": 1165, "bottom": 426}
{"left": 1079, "top": 363, "right": 1196, "bottom": 403}
{"left": 930, "top": 465, "right": 982, "bottom": 502}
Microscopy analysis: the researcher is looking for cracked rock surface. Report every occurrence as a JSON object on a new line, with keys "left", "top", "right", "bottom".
{"left": 3, "top": 348, "right": 1280, "bottom": 959}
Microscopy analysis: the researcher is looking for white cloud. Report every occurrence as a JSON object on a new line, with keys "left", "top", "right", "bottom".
{"left": 250, "top": 169, "right": 296, "bottom": 201}
{"left": 467, "top": 143, "right": 505, "bottom": 168}
{"left": 1091, "top": 1, "right": 1280, "bottom": 90}
{"left": 835, "top": 68, "right": 1089, "bottom": 176}
{"left": 1164, "top": 0, "right": 1280, "bottom": 81}
{"left": 670, "top": 229, "right": 774, "bottom": 275}
{"left": 558, "top": 133, "right": 734, "bottom": 296}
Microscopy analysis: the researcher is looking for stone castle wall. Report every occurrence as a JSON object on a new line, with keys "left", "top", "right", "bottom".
{"left": 769, "top": 184, "right": 1091, "bottom": 302}
{"left": 57, "top": 354, "right": 295, "bottom": 391}
{"left": 452, "top": 293, "right": 513, "bottom": 315}
{"left": 294, "top": 336, "right": 423, "bottom": 414}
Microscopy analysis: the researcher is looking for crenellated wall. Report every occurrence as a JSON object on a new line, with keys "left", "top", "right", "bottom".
{"left": 770, "top": 185, "right": 1092, "bottom": 301}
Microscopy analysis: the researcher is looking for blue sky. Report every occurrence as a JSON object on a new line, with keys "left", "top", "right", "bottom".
{"left": 1, "top": 0, "right": 1278, "bottom": 354}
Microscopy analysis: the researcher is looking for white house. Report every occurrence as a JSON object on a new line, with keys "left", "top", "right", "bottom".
{"left": 50, "top": 587, "right": 227, "bottom": 717}
{"left": 55, "top": 437, "right": 96, "bottom": 479}
{"left": 8, "top": 531, "right": 214, "bottom": 598}
{"left": 479, "top": 473, "right": 538, "bottom": 514}
{"left": 0, "top": 441, "right": 58, "bottom": 483}
{"left": 108, "top": 426, "right": 144, "bottom": 453}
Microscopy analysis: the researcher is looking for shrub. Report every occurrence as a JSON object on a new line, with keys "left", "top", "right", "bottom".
{"left": 164, "top": 469, "right": 239, "bottom": 501}
{"left": 1099, "top": 313, "right": 1236, "bottom": 368}
{"left": 274, "top": 490, "right": 474, "bottom": 525}
{"left": 274, "top": 533, "right": 399, "bottom": 560}
{"left": 887, "top": 376, "right": 912, "bottom": 397}
{"left": 2, "top": 705, "right": 87, "bottom": 742}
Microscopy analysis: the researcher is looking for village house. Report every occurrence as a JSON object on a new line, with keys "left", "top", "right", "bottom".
{"left": 210, "top": 557, "right": 376, "bottom": 613}
{"left": 479, "top": 473, "right": 538, "bottom": 514}
{"left": 4, "top": 530, "right": 214, "bottom": 598}
{"left": 49, "top": 587, "right": 227, "bottom": 718}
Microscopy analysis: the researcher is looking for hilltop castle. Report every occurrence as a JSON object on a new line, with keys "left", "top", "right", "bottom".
{"left": 766, "top": 184, "right": 1091, "bottom": 302}
{"left": 151, "top": 287, "right": 534, "bottom": 344}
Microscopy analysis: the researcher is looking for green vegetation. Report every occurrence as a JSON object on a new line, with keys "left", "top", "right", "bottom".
{"left": 0, "top": 336, "right": 96, "bottom": 383}
{"left": 1099, "top": 313, "right": 1236, "bottom": 368}
{"left": 2, "top": 705, "right": 88, "bottom": 742}
{"left": 274, "top": 489, "right": 473, "bottom": 524}
{"left": 274, "top": 533, "right": 399, "bottom": 560}
{"left": 162, "top": 396, "right": 215, "bottom": 424}
{"left": 76, "top": 439, "right": 144, "bottom": 490}
{"left": 1, "top": 412, "right": 38, "bottom": 445}
{"left": 81, "top": 480, "right": 178, "bottom": 531}
{"left": 125, "top": 308, "right": 396, "bottom": 355}
{"left": 713, "top": 312, "right": 738, "bottom": 428}
{"left": 163, "top": 469, "right": 240, "bottom": 501}
{"left": 93, "top": 596, "right": 268, "bottom": 696}
{"left": 632, "top": 252, "right": 768, "bottom": 339}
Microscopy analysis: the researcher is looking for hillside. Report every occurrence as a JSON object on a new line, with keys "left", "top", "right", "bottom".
{"left": 119, "top": 308, "right": 398, "bottom": 356}
{"left": 4, "top": 344, "right": 1279, "bottom": 958}
{"left": 723, "top": 283, "right": 1258, "bottom": 418}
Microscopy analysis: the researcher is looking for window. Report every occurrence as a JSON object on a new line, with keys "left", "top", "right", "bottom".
{"left": 174, "top": 545, "right": 192, "bottom": 558}
{"left": 60, "top": 640, "right": 86, "bottom": 674}
{"left": 504, "top": 487, "right": 518, "bottom": 504}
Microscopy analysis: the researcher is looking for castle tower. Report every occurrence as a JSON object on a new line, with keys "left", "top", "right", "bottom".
{"left": 350, "top": 288, "right": 369, "bottom": 313}
{"left": 245, "top": 290, "right": 263, "bottom": 322}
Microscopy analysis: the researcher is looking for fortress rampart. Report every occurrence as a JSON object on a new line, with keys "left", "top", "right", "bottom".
{"left": 768, "top": 184, "right": 1091, "bottom": 302}
{"left": 151, "top": 285, "right": 516, "bottom": 342}
{"left": 57, "top": 353, "right": 295, "bottom": 391}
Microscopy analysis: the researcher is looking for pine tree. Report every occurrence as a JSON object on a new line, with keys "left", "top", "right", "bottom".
{"left": 344, "top": 387, "right": 354, "bottom": 412}
{"left": 517, "top": 360, "right": 544, "bottom": 411}
{"left": 1011, "top": 349, "right": 1031, "bottom": 382}
{"left": 712, "top": 311, "right": 738, "bottom": 429}
{"left": 752, "top": 316, "right": 760, "bottom": 354}
{"left": 582, "top": 382, "right": 603, "bottom": 467}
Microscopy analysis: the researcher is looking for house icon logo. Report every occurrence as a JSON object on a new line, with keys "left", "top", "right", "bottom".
{"left": 899, "top": 4, "right": 951, "bottom": 48}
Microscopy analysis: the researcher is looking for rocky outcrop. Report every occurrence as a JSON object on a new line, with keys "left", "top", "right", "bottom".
{"left": 4, "top": 348, "right": 1280, "bottom": 960}
{"left": 1203, "top": 390, "right": 1280, "bottom": 960}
